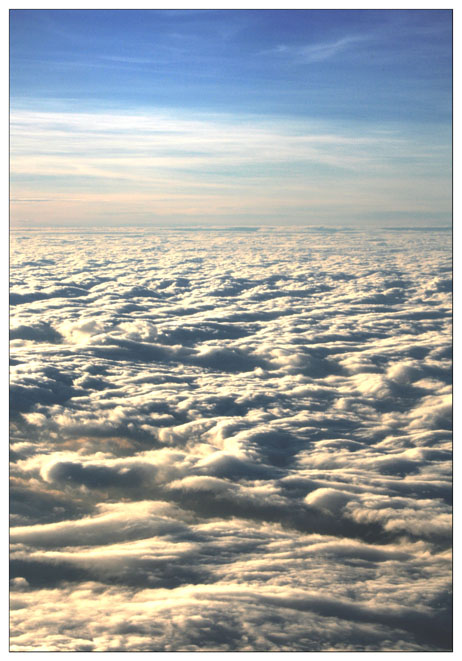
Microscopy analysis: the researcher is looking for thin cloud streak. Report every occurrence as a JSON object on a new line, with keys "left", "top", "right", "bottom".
{"left": 272, "top": 34, "right": 371, "bottom": 63}
{"left": 10, "top": 108, "right": 450, "bottom": 227}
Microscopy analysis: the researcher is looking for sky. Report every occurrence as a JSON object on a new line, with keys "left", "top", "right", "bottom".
{"left": 9, "top": 9, "right": 452, "bottom": 226}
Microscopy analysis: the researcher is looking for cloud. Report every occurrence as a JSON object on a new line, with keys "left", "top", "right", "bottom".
{"left": 10, "top": 226, "right": 452, "bottom": 650}
{"left": 305, "top": 487, "right": 355, "bottom": 513}
{"left": 267, "top": 33, "right": 371, "bottom": 63}
{"left": 10, "top": 322, "right": 63, "bottom": 344}
{"left": 10, "top": 107, "right": 451, "bottom": 227}
{"left": 299, "top": 35, "right": 370, "bottom": 62}
{"left": 9, "top": 578, "right": 452, "bottom": 651}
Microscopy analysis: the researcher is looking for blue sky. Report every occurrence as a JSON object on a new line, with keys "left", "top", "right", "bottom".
{"left": 10, "top": 9, "right": 452, "bottom": 227}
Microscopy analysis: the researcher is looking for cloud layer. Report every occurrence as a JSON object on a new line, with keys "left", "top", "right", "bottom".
{"left": 10, "top": 226, "right": 452, "bottom": 651}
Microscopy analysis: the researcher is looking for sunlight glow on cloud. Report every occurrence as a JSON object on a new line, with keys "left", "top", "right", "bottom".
{"left": 10, "top": 227, "right": 452, "bottom": 651}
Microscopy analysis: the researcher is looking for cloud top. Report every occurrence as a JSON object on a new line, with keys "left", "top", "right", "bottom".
{"left": 10, "top": 226, "right": 452, "bottom": 651}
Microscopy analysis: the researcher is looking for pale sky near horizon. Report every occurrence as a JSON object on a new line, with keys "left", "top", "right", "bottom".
{"left": 9, "top": 9, "right": 452, "bottom": 228}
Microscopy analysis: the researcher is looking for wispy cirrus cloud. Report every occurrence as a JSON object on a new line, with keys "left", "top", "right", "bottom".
{"left": 9, "top": 107, "right": 451, "bottom": 227}
{"left": 269, "top": 34, "right": 370, "bottom": 63}
{"left": 299, "top": 34, "right": 370, "bottom": 61}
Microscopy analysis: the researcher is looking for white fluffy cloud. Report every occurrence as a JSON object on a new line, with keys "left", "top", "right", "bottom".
{"left": 10, "top": 226, "right": 452, "bottom": 651}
